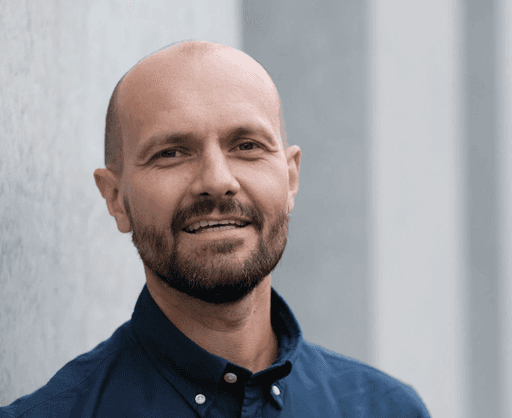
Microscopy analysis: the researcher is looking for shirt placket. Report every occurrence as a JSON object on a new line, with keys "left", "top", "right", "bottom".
{"left": 240, "top": 383, "right": 266, "bottom": 418}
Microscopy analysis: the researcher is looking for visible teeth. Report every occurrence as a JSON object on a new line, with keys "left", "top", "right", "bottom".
{"left": 196, "top": 225, "right": 238, "bottom": 233}
{"left": 185, "top": 219, "right": 247, "bottom": 232}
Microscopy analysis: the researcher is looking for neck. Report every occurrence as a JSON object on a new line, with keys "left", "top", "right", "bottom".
{"left": 146, "top": 275, "right": 278, "bottom": 374}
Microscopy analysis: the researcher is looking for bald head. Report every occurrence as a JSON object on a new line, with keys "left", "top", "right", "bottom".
{"left": 104, "top": 40, "right": 287, "bottom": 177}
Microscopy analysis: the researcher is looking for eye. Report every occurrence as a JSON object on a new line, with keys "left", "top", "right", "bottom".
{"left": 236, "top": 141, "right": 261, "bottom": 152}
{"left": 156, "top": 148, "right": 185, "bottom": 159}
{"left": 152, "top": 142, "right": 261, "bottom": 163}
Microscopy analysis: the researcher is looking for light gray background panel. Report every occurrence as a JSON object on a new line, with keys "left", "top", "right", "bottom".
{"left": 243, "top": 0, "right": 370, "bottom": 363}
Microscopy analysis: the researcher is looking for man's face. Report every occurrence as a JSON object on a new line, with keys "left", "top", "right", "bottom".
{"left": 116, "top": 48, "right": 297, "bottom": 304}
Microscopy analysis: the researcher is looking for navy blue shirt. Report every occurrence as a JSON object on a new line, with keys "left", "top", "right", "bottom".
{"left": 1, "top": 285, "right": 430, "bottom": 417}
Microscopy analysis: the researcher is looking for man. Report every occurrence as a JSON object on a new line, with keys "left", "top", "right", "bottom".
{"left": 1, "top": 40, "right": 430, "bottom": 417}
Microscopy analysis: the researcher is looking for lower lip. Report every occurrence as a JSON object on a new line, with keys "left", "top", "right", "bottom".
{"left": 182, "top": 224, "right": 252, "bottom": 239}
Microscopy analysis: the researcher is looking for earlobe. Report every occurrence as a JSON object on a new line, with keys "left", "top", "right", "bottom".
{"left": 94, "top": 169, "right": 110, "bottom": 199}
{"left": 93, "top": 168, "right": 131, "bottom": 233}
{"left": 115, "top": 215, "right": 132, "bottom": 234}
{"left": 94, "top": 168, "right": 119, "bottom": 204}
{"left": 287, "top": 198, "right": 295, "bottom": 215}
{"left": 286, "top": 199, "right": 294, "bottom": 216}
{"left": 285, "top": 145, "right": 301, "bottom": 203}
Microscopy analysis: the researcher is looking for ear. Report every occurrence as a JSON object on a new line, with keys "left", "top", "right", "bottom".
{"left": 94, "top": 168, "right": 131, "bottom": 233}
{"left": 285, "top": 145, "right": 301, "bottom": 213}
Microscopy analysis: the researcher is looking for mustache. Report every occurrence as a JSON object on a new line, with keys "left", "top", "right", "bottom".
{"left": 172, "top": 197, "right": 264, "bottom": 232}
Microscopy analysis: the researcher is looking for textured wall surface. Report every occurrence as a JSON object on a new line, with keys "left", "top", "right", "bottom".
{"left": 498, "top": 2, "right": 512, "bottom": 417}
{"left": 0, "top": 0, "right": 240, "bottom": 405}
{"left": 497, "top": 0, "right": 512, "bottom": 417}
{"left": 244, "top": 0, "right": 512, "bottom": 417}
{"left": 370, "top": 0, "right": 462, "bottom": 416}
{"left": 3, "top": 0, "right": 511, "bottom": 416}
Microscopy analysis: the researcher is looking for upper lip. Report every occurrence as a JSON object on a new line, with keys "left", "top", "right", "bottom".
{"left": 182, "top": 217, "right": 251, "bottom": 230}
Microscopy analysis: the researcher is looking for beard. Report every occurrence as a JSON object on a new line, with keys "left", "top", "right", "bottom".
{"left": 123, "top": 196, "right": 289, "bottom": 304}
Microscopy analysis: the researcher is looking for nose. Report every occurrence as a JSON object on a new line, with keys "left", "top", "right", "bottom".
{"left": 190, "top": 146, "right": 241, "bottom": 198}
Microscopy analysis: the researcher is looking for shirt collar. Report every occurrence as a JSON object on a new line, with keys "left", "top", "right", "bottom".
{"left": 131, "top": 283, "right": 302, "bottom": 412}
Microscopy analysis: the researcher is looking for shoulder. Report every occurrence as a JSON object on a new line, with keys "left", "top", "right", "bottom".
{"left": 290, "top": 339, "right": 430, "bottom": 417}
{"left": 0, "top": 321, "right": 138, "bottom": 418}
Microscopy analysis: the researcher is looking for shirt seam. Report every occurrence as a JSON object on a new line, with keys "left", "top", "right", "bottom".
{"left": 304, "top": 341, "right": 411, "bottom": 388}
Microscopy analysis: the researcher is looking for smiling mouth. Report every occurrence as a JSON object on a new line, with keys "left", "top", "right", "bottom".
{"left": 183, "top": 222, "right": 251, "bottom": 234}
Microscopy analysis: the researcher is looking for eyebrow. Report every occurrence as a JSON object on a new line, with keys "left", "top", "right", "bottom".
{"left": 135, "top": 126, "right": 277, "bottom": 162}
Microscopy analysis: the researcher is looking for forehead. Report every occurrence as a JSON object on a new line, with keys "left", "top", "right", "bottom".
{"left": 116, "top": 47, "right": 280, "bottom": 152}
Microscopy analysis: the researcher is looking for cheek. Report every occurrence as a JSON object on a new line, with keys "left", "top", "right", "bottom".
{"left": 131, "top": 178, "right": 183, "bottom": 226}
{"left": 243, "top": 166, "right": 289, "bottom": 211}
{"left": 245, "top": 158, "right": 287, "bottom": 187}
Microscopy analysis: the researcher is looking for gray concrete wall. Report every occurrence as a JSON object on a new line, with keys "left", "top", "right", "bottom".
{"left": 244, "top": 0, "right": 512, "bottom": 417}
{"left": 0, "top": 0, "right": 241, "bottom": 406}
{"left": 463, "top": 1, "right": 501, "bottom": 416}
{"left": 2, "top": 0, "right": 512, "bottom": 416}
{"left": 243, "top": 0, "right": 371, "bottom": 366}
{"left": 498, "top": 2, "right": 512, "bottom": 417}
{"left": 369, "top": 0, "right": 462, "bottom": 416}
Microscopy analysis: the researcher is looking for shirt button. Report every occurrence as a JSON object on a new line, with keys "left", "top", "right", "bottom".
{"left": 272, "top": 385, "right": 280, "bottom": 396}
{"left": 195, "top": 394, "right": 206, "bottom": 405}
{"left": 224, "top": 372, "right": 238, "bottom": 383}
